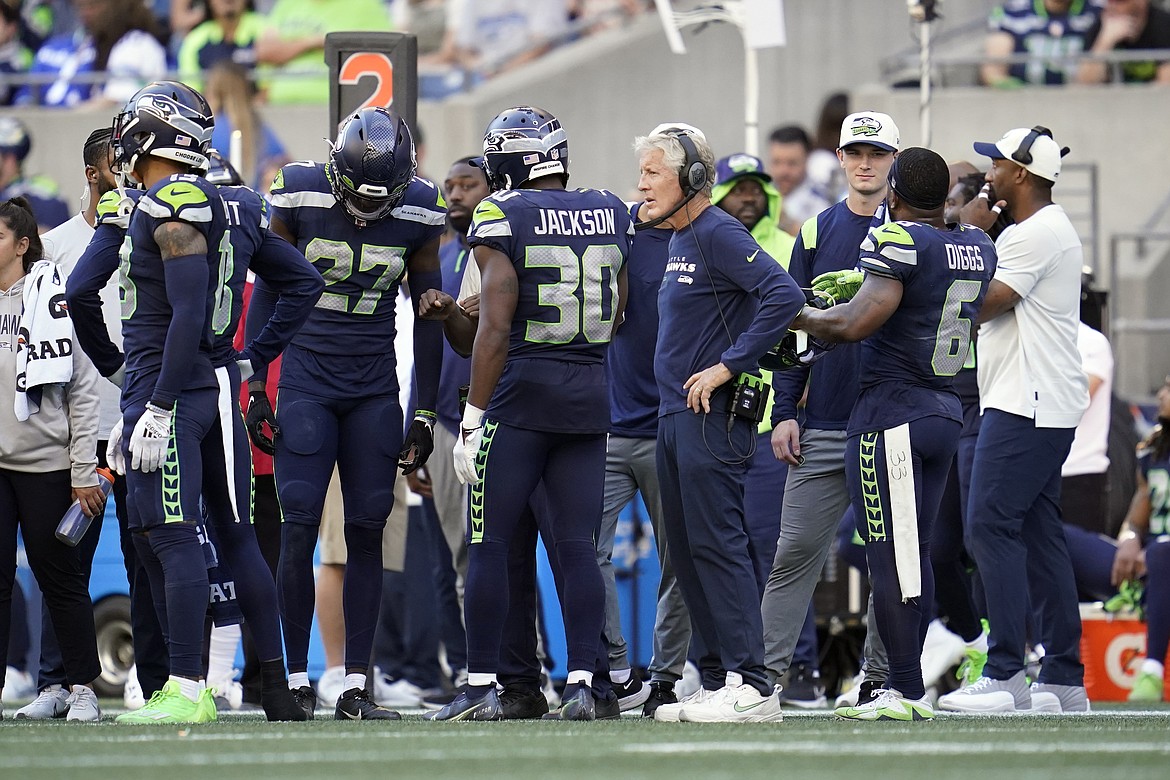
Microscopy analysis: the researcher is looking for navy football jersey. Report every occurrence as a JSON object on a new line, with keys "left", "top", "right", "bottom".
{"left": 847, "top": 220, "right": 997, "bottom": 436}
{"left": 468, "top": 187, "right": 634, "bottom": 433}
{"left": 210, "top": 184, "right": 269, "bottom": 368}
{"left": 119, "top": 174, "right": 227, "bottom": 386}
{"left": 1139, "top": 445, "right": 1170, "bottom": 537}
{"left": 267, "top": 161, "right": 446, "bottom": 355}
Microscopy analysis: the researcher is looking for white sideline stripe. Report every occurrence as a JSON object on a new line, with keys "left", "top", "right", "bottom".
{"left": 624, "top": 741, "right": 1170, "bottom": 756}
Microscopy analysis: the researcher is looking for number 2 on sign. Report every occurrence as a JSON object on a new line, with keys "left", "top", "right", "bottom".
{"left": 339, "top": 52, "right": 394, "bottom": 110}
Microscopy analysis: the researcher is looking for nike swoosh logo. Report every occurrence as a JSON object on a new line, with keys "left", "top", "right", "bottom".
{"left": 733, "top": 698, "right": 767, "bottom": 713}
{"left": 747, "top": 249, "right": 759, "bottom": 262}
{"left": 340, "top": 709, "right": 363, "bottom": 720}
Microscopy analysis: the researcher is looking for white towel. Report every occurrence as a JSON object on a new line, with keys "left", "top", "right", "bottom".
{"left": 14, "top": 260, "right": 75, "bottom": 421}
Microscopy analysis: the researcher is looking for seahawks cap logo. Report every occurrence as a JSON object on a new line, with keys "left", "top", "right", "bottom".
{"left": 850, "top": 116, "right": 883, "bottom": 137}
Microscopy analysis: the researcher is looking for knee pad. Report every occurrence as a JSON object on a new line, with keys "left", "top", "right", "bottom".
{"left": 278, "top": 399, "right": 329, "bottom": 456}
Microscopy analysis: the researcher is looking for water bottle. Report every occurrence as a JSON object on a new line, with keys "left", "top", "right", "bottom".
{"left": 55, "top": 468, "right": 114, "bottom": 547}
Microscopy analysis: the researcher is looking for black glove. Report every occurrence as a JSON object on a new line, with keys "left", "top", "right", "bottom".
{"left": 244, "top": 390, "right": 279, "bottom": 455}
{"left": 398, "top": 411, "right": 436, "bottom": 475}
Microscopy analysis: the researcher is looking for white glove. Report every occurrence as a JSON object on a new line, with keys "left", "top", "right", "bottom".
{"left": 236, "top": 358, "right": 254, "bottom": 383}
{"left": 107, "top": 364, "right": 126, "bottom": 388}
{"left": 453, "top": 403, "right": 485, "bottom": 485}
{"left": 106, "top": 417, "right": 126, "bottom": 475}
{"left": 129, "top": 402, "right": 174, "bottom": 473}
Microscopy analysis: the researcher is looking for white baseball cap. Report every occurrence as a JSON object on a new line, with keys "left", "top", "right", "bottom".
{"left": 839, "top": 112, "right": 900, "bottom": 152}
{"left": 973, "top": 127, "right": 1067, "bottom": 182}
{"left": 650, "top": 122, "right": 707, "bottom": 142}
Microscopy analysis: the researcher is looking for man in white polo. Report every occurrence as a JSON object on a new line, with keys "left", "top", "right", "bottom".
{"left": 941, "top": 126, "right": 1090, "bottom": 714}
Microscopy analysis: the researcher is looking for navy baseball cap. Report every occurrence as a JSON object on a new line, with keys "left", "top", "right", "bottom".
{"left": 714, "top": 153, "right": 771, "bottom": 188}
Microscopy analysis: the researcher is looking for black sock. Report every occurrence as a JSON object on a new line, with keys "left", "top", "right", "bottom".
{"left": 467, "top": 683, "right": 494, "bottom": 700}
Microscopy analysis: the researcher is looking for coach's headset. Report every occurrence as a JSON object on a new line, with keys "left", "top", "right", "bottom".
{"left": 1010, "top": 125, "right": 1070, "bottom": 169}
{"left": 634, "top": 126, "right": 708, "bottom": 231}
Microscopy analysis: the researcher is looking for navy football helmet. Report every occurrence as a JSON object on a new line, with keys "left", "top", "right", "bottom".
{"left": 327, "top": 106, "right": 415, "bottom": 227}
{"left": 111, "top": 81, "right": 214, "bottom": 177}
{"left": 481, "top": 106, "right": 568, "bottom": 191}
{"left": 204, "top": 149, "right": 245, "bottom": 187}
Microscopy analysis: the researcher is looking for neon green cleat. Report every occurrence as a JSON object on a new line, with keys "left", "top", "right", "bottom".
{"left": 115, "top": 680, "right": 218, "bottom": 724}
{"left": 1127, "top": 671, "right": 1164, "bottom": 703}
{"left": 835, "top": 689, "right": 934, "bottom": 722}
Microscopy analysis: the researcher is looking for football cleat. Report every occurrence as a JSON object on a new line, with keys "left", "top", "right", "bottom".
{"left": 541, "top": 684, "right": 595, "bottom": 721}
{"left": 424, "top": 688, "right": 503, "bottom": 722}
{"left": 642, "top": 681, "right": 677, "bottom": 718}
{"left": 499, "top": 686, "right": 549, "bottom": 720}
{"left": 1127, "top": 671, "right": 1164, "bottom": 703}
{"left": 291, "top": 685, "right": 318, "bottom": 720}
{"left": 335, "top": 687, "right": 401, "bottom": 720}
{"left": 115, "top": 680, "right": 217, "bottom": 724}
{"left": 836, "top": 688, "right": 933, "bottom": 721}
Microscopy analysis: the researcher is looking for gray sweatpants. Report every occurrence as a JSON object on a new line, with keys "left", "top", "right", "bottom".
{"left": 760, "top": 427, "right": 888, "bottom": 685}
{"left": 597, "top": 435, "right": 691, "bottom": 682}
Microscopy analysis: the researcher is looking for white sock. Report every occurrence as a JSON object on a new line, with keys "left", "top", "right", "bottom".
{"left": 172, "top": 676, "right": 203, "bottom": 702}
{"left": 207, "top": 624, "right": 241, "bottom": 684}
{"left": 288, "top": 672, "right": 310, "bottom": 690}
{"left": 468, "top": 672, "right": 496, "bottom": 688}
{"left": 725, "top": 671, "right": 743, "bottom": 688}
{"left": 966, "top": 631, "right": 989, "bottom": 653}
{"left": 566, "top": 670, "right": 593, "bottom": 688}
{"left": 344, "top": 673, "right": 366, "bottom": 693}
{"left": 610, "top": 668, "right": 631, "bottom": 685}
{"left": 1141, "top": 658, "right": 1165, "bottom": 677}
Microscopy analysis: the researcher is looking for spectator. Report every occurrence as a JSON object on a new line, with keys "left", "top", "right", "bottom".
{"left": 0, "top": 117, "right": 70, "bottom": 232}
{"left": 204, "top": 61, "right": 288, "bottom": 189}
{"left": 0, "top": 0, "right": 33, "bottom": 106}
{"left": 178, "top": 0, "right": 266, "bottom": 88}
{"left": 1076, "top": 0, "right": 1170, "bottom": 84}
{"left": 1113, "top": 374, "right": 1170, "bottom": 702}
{"left": 568, "top": 0, "right": 649, "bottom": 34}
{"left": 0, "top": 196, "right": 104, "bottom": 721}
{"left": 256, "top": 0, "right": 391, "bottom": 104}
{"left": 982, "top": 0, "right": 1104, "bottom": 87}
{"left": 1061, "top": 320, "right": 1114, "bottom": 535}
{"left": 765, "top": 127, "right": 833, "bottom": 236}
{"left": 429, "top": 0, "right": 569, "bottom": 81}
{"left": 806, "top": 91, "right": 850, "bottom": 203}
{"left": 14, "top": 0, "right": 167, "bottom": 109}
{"left": 941, "top": 125, "right": 1090, "bottom": 715}
{"left": 637, "top": 122, "right": 803, "bottom": 723}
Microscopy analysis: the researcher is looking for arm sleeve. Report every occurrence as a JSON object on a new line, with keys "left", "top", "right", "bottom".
{"left": 409, "top": 265, "right": 444, "bottom": 414}
{"left": 63, "top": 327, "right": 101, "bottom": 487}
{"left": 770, "top": 230, "right": 814, "bottom": 423}
{"left": 64, "top": 225, "right": 126, "bottom": 377}
{"left": 238, "top": 230, "right": 324, "bottom": 370}
{"left": 150, "top": 254, "right": 211, "bottom": 408}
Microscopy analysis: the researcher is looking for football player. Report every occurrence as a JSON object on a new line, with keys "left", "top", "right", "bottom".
{"left": 256, "top": 106, "right": 445, "bottom": 720}
{"left": 426, "top": 106, "right": 633, "bottom": 722}
{"left": 796, "top": 147, "right": 997, "bottom": 721}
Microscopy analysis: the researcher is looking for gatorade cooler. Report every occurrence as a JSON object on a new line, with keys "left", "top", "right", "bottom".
{"left": 1079, "top": 604, "right": 1170, "bottom": 701}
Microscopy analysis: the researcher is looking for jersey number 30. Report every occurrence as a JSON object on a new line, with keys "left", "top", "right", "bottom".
{"left": 524, "top": 244, "right": 622, "bottom": 344}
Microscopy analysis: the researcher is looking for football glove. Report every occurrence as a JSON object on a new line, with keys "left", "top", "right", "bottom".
{"left": 811, "top": 269, "right": 865, "bottom": 304}
{"left": 129, "top": 402, "right": 173, "bottom": 473}
{"left": 244, "top": 390, "right": 279, "bottom": 455}
{"left": 759, "top": 329, "right": 836, "bottom": 371}
{"left": 454, "top": 404, "right": 485, "bottom": 485}
{"left": 106, "top": 416, "right": 126, "bottom": 475}
{"left": 399, "top": 410, "right": 437, "bottom": 475}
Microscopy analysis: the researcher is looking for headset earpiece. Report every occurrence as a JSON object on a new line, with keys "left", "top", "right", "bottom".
{"left": 1011, "top": 125, "right": 1053, "bottom": 167}
{"left": 671, "top": 130, "right": 707, "bottom": 196}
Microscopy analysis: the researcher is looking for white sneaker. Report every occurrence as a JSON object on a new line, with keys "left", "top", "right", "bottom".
{"left": 2, "top": 667, "right": 35, "bottom": 703}
{"left": 654, "top": 685, "right": 715, "bottom": 722}
{"left": 123, "top": 665, "right": 145, "bottom": 710}
{"left": 676, "top": 661, "right": 702, "bottom": 700}
{"left": 315, "top": 666, "right": 346, "bottom": 708}
{"left": 65, "top": 687, "right": 101, "bottom": 722}
{"left": 920, "top": 619, "right": 967, "bottom": 688}
{"left": 679, "top": 683, "right": 784, "bottom": 723}
{"left": 937, "top": 671, "right": 1031, "bottom": 713}
{"left": 14, "top": 685, "right": 70, "bottom": 719}
{"left": 374, "top": 674, "right": 424, "bottom": 708}
{"left": 209, "top": 676, "right": 244, "bottom": 711}
{"left": 836, "top": 688, "right": 933, "bottom": 721}
{"left": 834, "top": 671, "right": 865, "bottom": 708}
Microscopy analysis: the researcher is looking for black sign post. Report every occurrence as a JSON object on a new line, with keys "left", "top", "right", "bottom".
{"left": 325, "top": 32, "right": 418, "bottom": 142}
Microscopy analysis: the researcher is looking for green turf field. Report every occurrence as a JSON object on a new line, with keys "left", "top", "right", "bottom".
{"left": 3, "top": 707, "right": 1169, "bottom": 780}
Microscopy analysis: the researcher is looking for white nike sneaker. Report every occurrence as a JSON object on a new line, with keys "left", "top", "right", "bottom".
{"left": 65, "top": 687, "right": 102, "bottom": 722}
{"left": 675, "top": 661, "right": 702, "bottom": 700}
{"left": 654, "top": 685, "right": 715, "bottom": 722}
{"left": 14, "top": 685, "right": 70, "bottom": 719}
{"left": 374, "top": 675, "right": 424, "bottom": 708}
{"left": 315, "top": 666, "right": 346, "bottom": 709}
{"left": 123, "top": 666, "right": 145, "bottom": 710}
{"left": 920, "top": 619, "right": 967, "bottom": 688}
{"left": 679, "top": 683, "right": 784, "bottom": 723}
